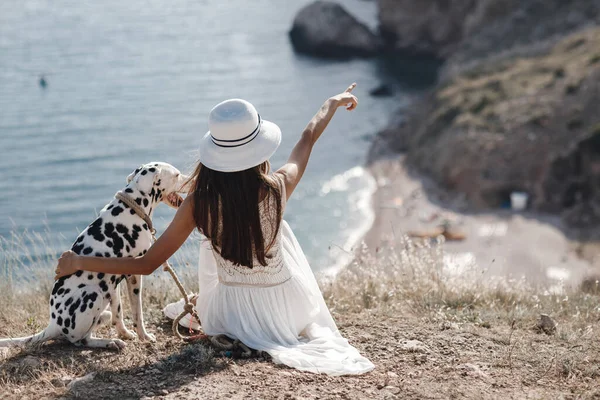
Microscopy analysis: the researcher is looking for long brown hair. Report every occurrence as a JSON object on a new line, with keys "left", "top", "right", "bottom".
{"left": 186, "top": 161, "right": 282, "bottom": 267}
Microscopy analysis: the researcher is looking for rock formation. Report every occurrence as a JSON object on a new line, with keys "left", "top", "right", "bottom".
{"left": 374, "top": 28, "right": 600, "bottom": 227}
{"left": 289, "top": 1, "right": 380, "bottom": 58}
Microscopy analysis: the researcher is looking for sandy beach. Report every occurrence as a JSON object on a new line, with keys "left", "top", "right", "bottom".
{"left": 364, "top": 155, "right": 596, "bottom": 291}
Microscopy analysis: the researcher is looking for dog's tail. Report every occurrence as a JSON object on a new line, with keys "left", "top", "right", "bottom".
{"left": 0, "top": 326, "right": 59, "bottom": 347}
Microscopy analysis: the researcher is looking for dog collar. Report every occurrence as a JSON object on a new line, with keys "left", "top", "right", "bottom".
{"left": 115, "top": 191, "right": 155, "bottom": 234}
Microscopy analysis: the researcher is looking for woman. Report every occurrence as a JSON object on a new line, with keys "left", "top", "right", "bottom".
{"left": 55, "top": 83, "right": 374, "bottom": 375}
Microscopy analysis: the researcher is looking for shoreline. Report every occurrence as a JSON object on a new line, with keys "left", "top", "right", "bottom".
{"left": 320, "top": 166, "right": 378, "bottom": 277}
{"left": 361, "top": 155, "right": 595, "bottom": 290}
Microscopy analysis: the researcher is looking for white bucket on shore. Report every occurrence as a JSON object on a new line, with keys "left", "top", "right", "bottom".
{"left": 510, "top": 191, "right": 528, "bottom": 211}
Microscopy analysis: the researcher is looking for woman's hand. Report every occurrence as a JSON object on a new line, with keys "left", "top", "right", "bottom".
{"left": 329, "top": 83, "right": 358, "bottom": 111}
{"left": 54, "top": 250, "right": 80, "bottom": 280}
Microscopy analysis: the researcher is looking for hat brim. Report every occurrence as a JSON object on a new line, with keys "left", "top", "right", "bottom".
{"left": 198, "top": 120, "right": 282, "bottom": 172}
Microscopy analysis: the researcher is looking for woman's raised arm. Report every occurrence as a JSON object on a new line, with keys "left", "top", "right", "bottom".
{"left": 54, "top": 195, "right": 197, "bottom": 279}
{"left": 276, "top": 83, "right": 358, "bottom": 200}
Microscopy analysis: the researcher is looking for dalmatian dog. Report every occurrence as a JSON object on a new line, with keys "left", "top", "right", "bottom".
{"left": 0, "top": 162, "right": 187, "bottom": 350}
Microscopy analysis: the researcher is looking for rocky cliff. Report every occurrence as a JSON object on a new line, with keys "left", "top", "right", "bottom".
{"left": 378, "top": 0, "right": 600, "bottom": 66}
{"left": 374, "top": 28, "right": 600, "bottom": 229}
{"left": 373, "top": 0, "right": 600, "bottom": 229}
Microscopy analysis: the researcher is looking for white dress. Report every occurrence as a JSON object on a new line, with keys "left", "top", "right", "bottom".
{"left": 194, "top": 176, "right": 374, "bottom": 376}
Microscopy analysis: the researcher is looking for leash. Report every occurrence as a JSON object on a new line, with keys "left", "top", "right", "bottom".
{"left": 115, "top": 191, "right": 206, "bottom": 342}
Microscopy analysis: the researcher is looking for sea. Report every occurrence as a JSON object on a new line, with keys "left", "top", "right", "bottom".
{"left": 0, "top": 0, "right": 430, "bottom": 274}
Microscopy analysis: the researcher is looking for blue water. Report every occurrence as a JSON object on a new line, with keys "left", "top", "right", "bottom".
{"left": 0, "top": 0, "right": 403, "bottom": 271}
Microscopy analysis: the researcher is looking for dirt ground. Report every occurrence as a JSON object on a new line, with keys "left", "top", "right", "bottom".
{"left": 2, "top": 156, "right": 600, "bottom": 399}
{"left": 2, "top": 304, "right": 600, "bottom": 400}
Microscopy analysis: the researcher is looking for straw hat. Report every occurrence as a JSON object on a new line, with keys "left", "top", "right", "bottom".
{"left": 198, "top": 99, "right": 282, "bottom": 172}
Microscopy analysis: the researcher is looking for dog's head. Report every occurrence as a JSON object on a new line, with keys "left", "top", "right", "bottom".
{"left": 126, "top": 162, "right": 188, "bottom": 209}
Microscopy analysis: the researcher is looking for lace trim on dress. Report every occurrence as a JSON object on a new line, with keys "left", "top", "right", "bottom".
{"left": 218, "top": 274, "right": 292, "bottom": 288}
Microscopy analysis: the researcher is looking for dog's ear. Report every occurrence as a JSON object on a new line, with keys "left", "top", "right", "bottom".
{"left": 133, "top": 165, "right": 162, "bottom": 193}
{"left": 126, "top": 165, "right": 144, "bottom": 184}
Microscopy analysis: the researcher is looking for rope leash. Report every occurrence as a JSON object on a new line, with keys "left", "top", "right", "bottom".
{"left": 154, "top": 232, "right": 254, "bottom": 354}
{"left": 115, "top": 191, "right": 204, "bottom": 341}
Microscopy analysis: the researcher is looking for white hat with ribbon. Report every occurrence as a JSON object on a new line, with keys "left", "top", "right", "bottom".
{"left": 198, "top": 99, "right": 282, "bottom": 172}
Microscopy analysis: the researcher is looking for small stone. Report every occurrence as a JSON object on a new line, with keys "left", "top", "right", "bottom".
{"left": 231, "top": 364, "right": 242, "bottom": 376}
{"left": 20, "top": 356, "right": 42, "bottom": 368}
{"left": 458, "top": 363, "right": 488, "bottom": 379}
{"left": 159, "top": 389, "right": 169, "bottom": 395}
{"left": 440, "top": 321, "right": 460, "bottom": 331}
{"left": 387, "top": 371, "right": 398, "bottom": 378}
{"left": 67, "top": 372, "right": 96, "bottom": 393}
{"left": 536, "top": 314, "right": 557, "bottom": 335}
{"left": 400, "top": 340, "right": 428, "bottom": 353}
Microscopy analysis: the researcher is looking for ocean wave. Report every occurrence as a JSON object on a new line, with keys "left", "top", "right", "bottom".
{"left": 319, "top": 166, "right": 368, "bottom": 196}
{"left": 319, "top": 166, "right": 377, "bottom": 277}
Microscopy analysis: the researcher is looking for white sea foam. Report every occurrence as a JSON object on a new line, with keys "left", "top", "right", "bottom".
{"left": 319, "top": 166, "right": 377, "bottom": 278}
{"left": 319, "top": 166, "right": 367, "bottom": 196}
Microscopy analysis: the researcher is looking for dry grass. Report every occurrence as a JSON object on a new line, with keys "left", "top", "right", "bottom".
{"left": 1, "top": 230, "right": 600, "bottom": 399}
{"left": 326, "top": 234, "right": 600, "bottom": 325}
{"left": 0, "top": 229, "right": 207, "bottom": 397}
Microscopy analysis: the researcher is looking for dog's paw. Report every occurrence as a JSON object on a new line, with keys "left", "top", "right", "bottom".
{"left": 107, "top": 339, "right": 127, "bottom": 351}
{"left": 117, "top": 329, "right": 137, "bottom": 340}
{"left": 138, "top": 332, "right": 156, "bottom": 342}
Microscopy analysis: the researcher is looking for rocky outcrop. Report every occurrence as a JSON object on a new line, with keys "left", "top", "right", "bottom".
{"left": 289, "top": 1, "right": 380, "bottom": 58}
{"left": 377, "top": 0, "right": 478, "bottom": 59}
{"left": 374, "top": 28, "right": 600, "bottom": 226}
{"left": 378, "top": 0, "right": 600, "bottom": 63}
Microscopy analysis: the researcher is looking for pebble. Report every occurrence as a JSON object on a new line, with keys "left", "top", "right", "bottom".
{"left": 458, "top": 363, "right": 489, "bottom": 379}
{"left": 440, "top": 321, "right": 460, "bottom": 331}
{"left": 400, "top": 340, "right": 428, "bottom": 353}
{"left": 67, "top": 372, "right": 96, "bottom": 392}
{"left": 20, "top": 356, "right": 42, "bottom": 368}
{"left": 160, "top": 389, "right": 169, "bottom": 395}
{"left": 537, "top": 314, "right": 558, "bottom": 335}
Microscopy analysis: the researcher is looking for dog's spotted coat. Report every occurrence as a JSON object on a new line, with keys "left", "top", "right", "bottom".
{"left": 0, "top": 162, "right": 187, "bottom": 350}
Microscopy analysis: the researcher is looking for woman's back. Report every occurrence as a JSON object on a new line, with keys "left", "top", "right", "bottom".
{"left": 211, "top": 174, "right": 291, "bottom": 287}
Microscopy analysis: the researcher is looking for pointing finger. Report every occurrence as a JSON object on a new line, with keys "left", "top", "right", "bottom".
{"left": 345, "top": 83, "right": 357, "bottom": 93}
